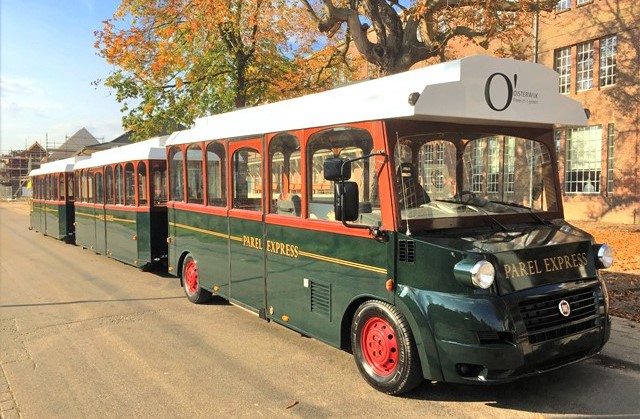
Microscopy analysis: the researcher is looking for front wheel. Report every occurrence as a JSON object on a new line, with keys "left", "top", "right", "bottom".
{"left": 182, "top": 255, "right": 212, "bottom": 304}
{"left": 351, "top": 300, "right": 423, "bottom": 395}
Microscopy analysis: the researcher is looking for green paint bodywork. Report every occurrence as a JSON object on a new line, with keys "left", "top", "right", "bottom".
{"left": 75, "top": 205, "right": 167, "bottom": 268}
{"left": 30, "top": 201, "right": 74, "bottom": 243}
{"left": 168, "top": 207, "right": 392, "bottom": 348}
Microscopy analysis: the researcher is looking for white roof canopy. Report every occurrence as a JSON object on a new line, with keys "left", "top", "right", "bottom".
{"left": 29, "top": 156, "right": 89, "bottom": 177}
{"left": 167, "top": 55, "right": 587, "bottom": 146}
{"left": 73, "top": 136, "right": 168, "bottom": 170}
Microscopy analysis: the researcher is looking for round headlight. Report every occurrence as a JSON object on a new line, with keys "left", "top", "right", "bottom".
{"left": 470, "top": 260, "right": 496, "bottom": 289}
{"left": 595, "top": 244, "right": 614, "bottom": 269}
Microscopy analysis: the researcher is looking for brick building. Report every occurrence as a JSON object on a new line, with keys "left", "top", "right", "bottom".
{"left": 537, "top": 0, "right": 639, "bottom": 224}
{"left": 0, "top": 142, "right": 47, "bottom": 199}
{"left": 355, "top": 0, "right": 638, "bottom": 223}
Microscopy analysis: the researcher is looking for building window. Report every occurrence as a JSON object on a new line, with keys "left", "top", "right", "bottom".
{"left": 487, "top": 138, "right": 500, "bottom": 193}
{"left": 600, "top": 35, "right": 617, "bottom": 87}
{"left": 607, "top": 123, "right": 614, "bottom": 194}
{"left": 576, "top": 42, "right": 594, "bottom": 91}
{"left": 471, "top": 141, "right": 484, "bottom": 193}
{"left": 555, "top": 47, "right": 571, "bottom": 94}
{"left": 503, "top": 137, "right": 515, "bottom": 193}
{"left": 577, "top": 0, "right": 592, "bottom": 5}
{"left": 565, "top": 126, "right": 602, "bottom": 194}
{"left": 556, "top": 0, "right": 570, "bottom": 11}
{"left": 423, "top": 142, "right": 445, "bottom": 194}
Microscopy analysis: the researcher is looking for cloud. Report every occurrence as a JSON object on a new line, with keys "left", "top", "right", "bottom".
{"left": 0, "top": 74, "right": 64, "bottom": 117}
{"left": 0, "top": 75, "right": 44, "bottom": 96}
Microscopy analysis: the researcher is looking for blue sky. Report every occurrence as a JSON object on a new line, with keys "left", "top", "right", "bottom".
{"left": 1, "top": 0, "right": 124, "bottom": 153}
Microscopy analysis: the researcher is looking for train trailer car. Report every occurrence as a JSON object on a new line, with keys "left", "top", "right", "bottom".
{"left": 73, "top": 137, "right": 169, "bottom": 269}
{"left": 29, "top": 156, "right": 88, "bottom": 243}
{"left": 164, "top": 56, "right": 614, "bottom": 394}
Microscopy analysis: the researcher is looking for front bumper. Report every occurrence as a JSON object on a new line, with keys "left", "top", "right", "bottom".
{"left": 402, "top": 280, "right": 610, "bottom": 384}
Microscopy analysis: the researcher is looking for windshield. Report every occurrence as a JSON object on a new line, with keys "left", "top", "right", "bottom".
{"left": 394, "top": 133, "right": 558, "bottom": 221}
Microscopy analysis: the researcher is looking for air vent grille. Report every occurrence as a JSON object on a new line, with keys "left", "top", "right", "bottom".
{"left": 398, "top": 240, "right": 415, "bottom": 263}
{"left": 311, "top": 281, "right": 331, "bottom": 319}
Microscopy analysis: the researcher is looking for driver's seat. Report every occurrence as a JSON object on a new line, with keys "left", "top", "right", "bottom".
{"left": 397, "top": 163, "right": 430, "bottom": 208}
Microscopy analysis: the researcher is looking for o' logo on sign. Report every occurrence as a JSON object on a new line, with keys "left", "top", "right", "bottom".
{"left": 484, "top": 73, "right": 517, "bottom": 112}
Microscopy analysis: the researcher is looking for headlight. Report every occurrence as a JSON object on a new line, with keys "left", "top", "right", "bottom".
{"left": 454, "top": 259, "right": 495, "bottom": 289}
{"left": 594, "top": 244, "right": 614, "bottom": 269}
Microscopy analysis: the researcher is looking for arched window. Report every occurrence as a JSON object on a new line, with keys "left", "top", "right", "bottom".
{"left": 58, "top": 174, "right": 65, "bottom": 201}
{"left": 269, "top": 134, "right": 301, "bottom": 217}
{"left": 95, "top": 172, "right": 104, "bottom": 204}
{"left": 232, "top": 147, "right": 261, "bottom": 211}
{"left": 105, "top": 166, "right": 114, "bottom": 205}
{"left": 125, "top": 163, "right": 135, "bottom": 205}
{"left": 152, "top": 161, "right": 167, "bottom": 204}
{"left": 115, "top": 164, "right": 124, "bottom": 205}
{"left": 67, "top": 173, "right": 74, "bottom": 201}
{"left": 169, "top": 147, "right": 184, "bottom": 202}
{"left": 80, "top": 170, "right": 87, "bottom": 202}
{"left": 206, "top": 142, "right": 226, "bottom": 207}
{"left": 137, "top": 162, "right": 147, "bottom": 205}
{"left": 307, "top": 127, "right": 378, "bottom": 222}
{"left": 87, "top": 170, "right": 95, "bottom": 203}
{"left": 187, "top": 144, "right": 204, "bottom": 204}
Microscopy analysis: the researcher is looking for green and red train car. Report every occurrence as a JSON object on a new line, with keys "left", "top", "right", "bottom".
{"left": 29, "top": 56, "right": 615, "bottom": 395}
{"left": 72, "top": 137, "right": 169, "bottom": 269}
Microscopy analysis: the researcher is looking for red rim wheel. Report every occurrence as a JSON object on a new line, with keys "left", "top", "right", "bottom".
{"left": 361, "top": 316, "right": 398, "bottom": 376}
{"left": 184, "top": 258, "right": 199, "bottom": 295}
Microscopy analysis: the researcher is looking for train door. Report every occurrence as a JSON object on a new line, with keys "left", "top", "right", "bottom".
{"left": 228, "top": 138, "right": 265, "bottom": 313}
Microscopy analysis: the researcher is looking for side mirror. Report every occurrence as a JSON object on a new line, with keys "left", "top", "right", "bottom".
{"left": 324, "top": 158, "right": 351, "bottom": 181}
{"left": 334, "top": 181, "right": 359, "bottom": 222}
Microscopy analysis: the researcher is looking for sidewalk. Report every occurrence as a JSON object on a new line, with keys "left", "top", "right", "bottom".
{"left": 596, "top": 316, "right": 640, "bottom": 371}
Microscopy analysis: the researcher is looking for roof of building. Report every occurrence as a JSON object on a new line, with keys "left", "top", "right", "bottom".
{"left": 47, "top": 128, "right": 99, "bottom": 161}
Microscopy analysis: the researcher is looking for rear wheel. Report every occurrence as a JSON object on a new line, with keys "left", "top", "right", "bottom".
{"left": 182, "top": 255, "right": 212, "bottom": 304}
{"left": 351, "top": 300, "right": 423, "bottom": 395}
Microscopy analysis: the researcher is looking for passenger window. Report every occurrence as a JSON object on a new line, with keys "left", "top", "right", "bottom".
{"left": 115, "top": 164, "right": 124, "bottom": 205}
{"left": 88, "top": 170, "right": 95, "bottom": 203}
{"left": 269, "top": 134, "right": 301, "bottom": 217}
{"left": 81, "top": 170, "right": 87, "bottom": 202}
{"left": 232, "top": 147, "right": 262, "bottom": 211}
{"left": 95, "top": 172, "right": 104, "bottom": 204}
{"left": 125, "top": 163, "right": 135, "bottom": 206}
{"left": 58, "top": 174, "right": 65, "bottom": 200}
{"left": 187, "top": 144, "right": 204, "bottom": 204}
{"left": 307, "top": 128, "right": 379, "bottom": 224}
{"left": 138, "top": 162, "right": 147, "bottom": 205}
{"left": 206, "top": 142, "right": 226, "bottom": 207}
{"left": 105, "top": 166, "right": 114, "bottom": 205}
{"left": 152, "top": 162, "right": 167, "bottom": 204}
{"left": 169, "top": 147, "right": 184, "bottom": 202}
{"left": 67, "top": 173, "right": 74, "bottom": 201}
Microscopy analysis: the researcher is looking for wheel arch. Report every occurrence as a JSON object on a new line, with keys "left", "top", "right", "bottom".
{"left": 176, "top": 250, "right": 192, "bottom": 287}
{"left": 340, "top": 294, "right": 443, "bottom": 382}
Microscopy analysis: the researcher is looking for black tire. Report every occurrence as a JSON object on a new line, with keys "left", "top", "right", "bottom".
{"left": 181, "top": 255, "right": 212, "bottom": 304}
{"left": 351, "top": 300, "right": 423, "bottom": 395}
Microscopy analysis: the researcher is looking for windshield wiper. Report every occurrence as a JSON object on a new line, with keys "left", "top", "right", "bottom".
{"left": 437, "top": 199, "right": 507, "bottom": 231}
{"left": 489, "top": 200, "right": 551, "bottom": 226}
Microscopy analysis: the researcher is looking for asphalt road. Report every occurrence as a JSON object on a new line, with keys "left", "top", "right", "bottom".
{"left": 1, "top": 201, "right": 639, "bottom": 419}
